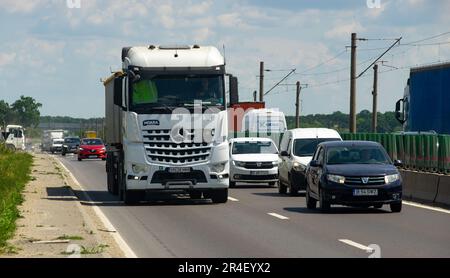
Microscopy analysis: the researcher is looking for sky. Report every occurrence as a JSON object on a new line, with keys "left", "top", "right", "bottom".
{"left": 0, "top": 0, "right": 449, "bottom": 118}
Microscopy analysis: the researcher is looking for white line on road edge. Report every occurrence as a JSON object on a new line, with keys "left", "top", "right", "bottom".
{"left": 339, "top": 239, "right": 374, "bottom": 252}
{"left": 228, "top": 197, "right": 239, "bottom": 202}
{"left": 402, "top": 200, "right": 450, "bottom": 215}
{"left": 268, "top": 212, "right": 289, "bottom": 220}
{"left": 55, "top": 158, "right": 137, "bottom": 258}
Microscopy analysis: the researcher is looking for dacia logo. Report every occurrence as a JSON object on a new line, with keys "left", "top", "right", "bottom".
{"left": 361, "top": 177, "right": 370, "bottom": 184}
{"left": 143, "top": 120, "right": 160, "bottom": 126}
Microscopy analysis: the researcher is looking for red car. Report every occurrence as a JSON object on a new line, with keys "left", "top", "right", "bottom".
{"left": 77, "top": 138, "right": 107, "bottom": 161}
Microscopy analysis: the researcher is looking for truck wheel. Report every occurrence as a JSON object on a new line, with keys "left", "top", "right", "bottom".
{"left": 278, "top": 181, "right": 287, "bottom": 194}
{"left": 306, "top": 186, "right": 317, "bottom": 209}
{"left": 269, "top": 181, "right": 276, "bottom": 187}
{"left": 124, "top": 190, "right": 145, "bottom": 205}
{"left": 288, "top": 176, "right": 299, "bottom": 196}
{"left": 390, "top": 202, "right": 402, "bottom": 213}
{"left": 208, "top": 189, "right": 228, "bottom": 203}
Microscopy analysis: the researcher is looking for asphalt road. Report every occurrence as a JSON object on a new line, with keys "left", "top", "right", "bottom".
{"left": 57, "top": 154, "right": 450, "bottom": 258}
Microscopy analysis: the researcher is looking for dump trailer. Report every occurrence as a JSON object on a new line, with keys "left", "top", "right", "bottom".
{"left": 396, "top": 62, "right": 450, "bottom": 134}
{"left": 104, "top": 45, "right": 231, "bottom": 204}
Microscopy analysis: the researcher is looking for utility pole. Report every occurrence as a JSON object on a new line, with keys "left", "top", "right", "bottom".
{"left": 295, "top": 81, "right": 301, "bottom": 128}
{"left": 349, "top": 33, "right": 357, "bottom": 133}
{"left": 259, "top": 61, "right": 264, "bottom": 102}
{"left": 372, "top": 64, "right": 378, "bottom": 133}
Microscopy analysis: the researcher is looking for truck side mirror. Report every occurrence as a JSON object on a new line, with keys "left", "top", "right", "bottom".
{"left": 229, "top": 75, "right": 239, "bottom": 106}
{"left": 114, "top": 77, "right": 123, "bottom": 108}
{"left": 395, "top": 99, "right": 405, "bottom": 124}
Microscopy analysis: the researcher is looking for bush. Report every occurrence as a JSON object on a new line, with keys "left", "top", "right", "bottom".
{"left": 0, "top": 144, "right": 32, "bottom": 250}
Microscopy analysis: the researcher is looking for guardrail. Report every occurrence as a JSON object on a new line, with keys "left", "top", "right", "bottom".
{"left": 341, "top": 133, "right": 450, "bottom": 174}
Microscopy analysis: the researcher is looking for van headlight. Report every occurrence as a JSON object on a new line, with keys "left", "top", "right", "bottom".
{"left": 132, "top": 163, "right": 149, "bottom": 174}
{"left": 211, "top": 162, "right": 227, "bottom": 173}
{"left": 293, "top": 162, "right": 306, "bottom": 172}
{"left": 327, "top": 174, "right": 345, "bottom": 184}
{"left": 385, "top": 174, "right": 400, "bottom": 184}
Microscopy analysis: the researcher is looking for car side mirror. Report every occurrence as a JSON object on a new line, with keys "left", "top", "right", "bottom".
{"left": 310, "top": 160, "right": 322, "bottom": 167}
{"left": 394, "top": 160, "right": 403, "bottom": 167}
{"left": 280, "top": 151, "right": 289, "bottom": 157}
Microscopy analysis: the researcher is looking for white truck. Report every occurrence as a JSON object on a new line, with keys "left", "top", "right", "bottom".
{"left": 42, "top": 130, "right": 65, "bottom": 152}
{"left": 1, "top": 125, "right": 26, "bottom": 151}
{"left": 104, "top": 45, "right": 232, "bottom": 204}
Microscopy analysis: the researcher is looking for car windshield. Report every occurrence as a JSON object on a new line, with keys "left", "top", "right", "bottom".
{"left": 326, "top": 146, "right": 391, "bottom": 165}
{"left": 65, "top": 138, "right": 80, "bottom": 144}
{"left": 81, "top": 139, "right": 103, "bottom": 146}
{"left": 293, "top": 138, "right": 341, "bottom": 157}
{"left": 130, "top": 75, "right": 224, "bottom": 113}
{"left": 232, "top": 141, "right": 278, "bottom": 155}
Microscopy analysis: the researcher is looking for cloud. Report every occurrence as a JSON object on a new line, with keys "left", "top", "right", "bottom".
{"left": 325, "top": 20, "right": 365, "bottom": 39}
{"left": 0, "top": 0, "right": 46, "bottom": 13}
{"left": 0, "top": 52, "right": 16, "bottom": 67}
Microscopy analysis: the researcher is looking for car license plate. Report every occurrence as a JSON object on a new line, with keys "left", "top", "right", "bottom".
{"left": 168, "top": 167, "right": 191, "bottom": 173}
{"left": 89, "top": 155, "right": 97, "bottom": 159}
{"left": 250, "top": 171, "right": 269, "bottom": 175}
{"left": 353, "top": 189, "right": 378, "bottom": 196}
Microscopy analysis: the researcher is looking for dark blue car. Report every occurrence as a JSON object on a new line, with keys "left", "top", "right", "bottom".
{"left": 305, "top": 141, "right": 403, "bottom": 213}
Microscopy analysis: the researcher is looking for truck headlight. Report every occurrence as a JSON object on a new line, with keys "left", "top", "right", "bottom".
{"left": 385, "top": 174, "right": 400, "bottom": 184}
{"left": 327, "top": 174, "right": 345, "bottom": 184}
{"left": 210, "top": 162, "right": 227, "bottom": 173}
{"left": 293, "top": 162, "right": 306, "bottom": 172}
{"left": 233, "top": 161, "right": 246, "bottom": 167}
{"left": 132, "top": 163, "right": 149, "bottom": 174}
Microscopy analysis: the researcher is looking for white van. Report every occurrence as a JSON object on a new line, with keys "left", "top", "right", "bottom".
{"left": 241, "top": 109, "right": 287, "bottom": 134}
{"left": 278, "top": 128, "right": 342, "bottom": 195}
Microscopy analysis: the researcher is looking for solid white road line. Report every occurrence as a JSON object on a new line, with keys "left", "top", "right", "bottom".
{"left": 402, "top": 200, "right": 450, "bottom": 215}
{"left": 268, "top": 212, "right": 289, "bottom": 220}
{"left": 339, "top": 239, "right": 374, "bottom": 252}
{"left": 55, "top": 157, "right": 138, "bottom": 258}
{"left": 227, "top": 197, "right": 239, "bottom": 202}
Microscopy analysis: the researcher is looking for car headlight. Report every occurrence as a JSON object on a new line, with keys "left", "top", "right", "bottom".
{"left": 79, "top": 148, "right": 84, "bottom": 151}
{"left": 272, "top": 160, "right": 279, "bottom": 166}
{"left": 63, "top": 145, "right": 68, "bottom": 148}
{"left": 327, "top": 174, "right": 345, "bottom": 184}
{"left": 132, "top": 163, "right": 149, "bottom": 174}
{"left": 234, "top": 161, "right": 246, "bottom": 167}
{"left": 385, "top": 174, "right": 400, "bottom": 184}
{"left": 293, "top": 162, "right": 306, "bottom": 172}
{"left": 210, "top": 162, "right": 226, "bottom": 173}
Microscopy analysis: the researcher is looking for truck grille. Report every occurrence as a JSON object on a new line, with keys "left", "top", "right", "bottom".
{"left": 143, "top": 129, "right": 212, "bottom": 165}
{"left": 345, "top": 176, "right": 386, "bottom": 186}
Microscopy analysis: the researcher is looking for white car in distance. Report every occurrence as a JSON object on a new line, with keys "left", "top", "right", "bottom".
{"left": 229, "top": 137, "right": 280, "bottom": 188}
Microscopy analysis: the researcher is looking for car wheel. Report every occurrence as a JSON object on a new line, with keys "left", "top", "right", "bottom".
{"left": 62, "top": 152, "right": 66, "bottom": 156}
{"left": 229, "top": 180, "right": 236, "bottom": 188}
{"left": 390, "top": 202, "right": 402, "bottom": 213}
{"left": 207, "top": 189, "right": 228, "bottom": 203}
{"left": 319, "top": 188, "right": 331, "bottom": 212}
{"left": 78, "top": 157, "right": 82, "bottom": 161}
{"left": 278, "top": 181, "right": 287, "bottom": 194}
{"left": 306, "top": 185, "right": 317, "bottom": 209}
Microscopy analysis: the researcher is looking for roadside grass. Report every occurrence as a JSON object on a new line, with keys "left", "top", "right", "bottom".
{"left": 0, "top": 144, "right": 33, "bottom": 253}
{"left": 56, "top": 234, "right": 84, "bottom": 241}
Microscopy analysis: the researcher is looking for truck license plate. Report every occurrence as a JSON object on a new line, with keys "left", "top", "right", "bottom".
{"left": 168, "top": 167, "right": 191, "bottom": 173}
{"left": 353, "top": 189, "right": 378, "bottom": 196}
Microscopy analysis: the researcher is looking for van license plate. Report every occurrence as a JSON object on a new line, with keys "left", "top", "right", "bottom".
{"left": 168, "top": 167, "right": 191, "bottom": 173}
{"left": 353, "top": 189, "right": 378, "bottom": 196}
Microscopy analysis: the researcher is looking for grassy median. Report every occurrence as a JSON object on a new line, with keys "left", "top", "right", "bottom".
{"left": 0, "top": 144, "right": 32, "bottom": 252}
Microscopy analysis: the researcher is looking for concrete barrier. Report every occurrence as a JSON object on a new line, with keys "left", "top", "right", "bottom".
{"left": 435, "top": 175, "right": 450, "bottom": 206}
{"left": 400, "top": 170, "right": 439, "bottom": 203}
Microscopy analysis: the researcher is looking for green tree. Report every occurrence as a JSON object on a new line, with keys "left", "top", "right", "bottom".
{"left": 11, "top": 96, "right": 42, "bottom": 128}
{"left": 0, "top": 100, "right": 13, "bottom": 129}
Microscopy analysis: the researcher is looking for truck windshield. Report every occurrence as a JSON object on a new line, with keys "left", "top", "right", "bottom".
{"left": 293, "top": 138, "right": 341, "bottom": 157}
{"left": 130, "top": 75, "right": 224, "bottom": 113}
{"left": 232, "top": 141, "right": 278, "bottom": 155}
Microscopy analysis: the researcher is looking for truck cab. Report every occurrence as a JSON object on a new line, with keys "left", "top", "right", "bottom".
{"left": 105, "top": 45, "right": 230, "bottom": 204}
{"left": 2, "top": 125, "right": 26, "bottom": 151}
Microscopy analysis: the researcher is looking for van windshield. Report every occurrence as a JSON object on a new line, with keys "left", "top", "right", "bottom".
{"left": 293, "top": 138, "right": 341, "bottom": 157}
{"left": 232, "top": 141, "right": 278, "bottom": 155}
